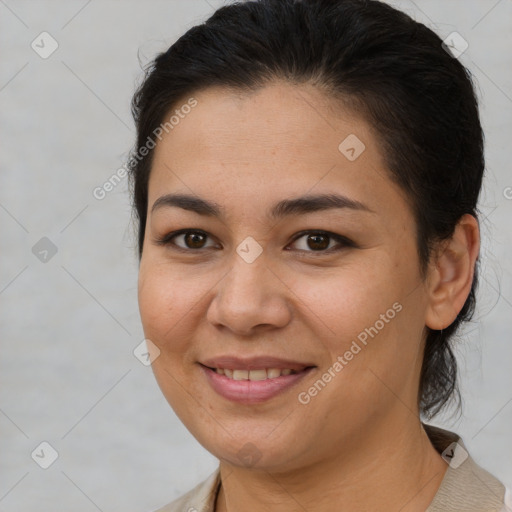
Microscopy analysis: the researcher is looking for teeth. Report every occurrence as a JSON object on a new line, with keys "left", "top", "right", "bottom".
{"left": 247, "top": 369, "right": 267, "bottom": 381}
{"left": 214, "top": 368, "right": 298, "bottom": 380}
{"left": 233, "top": 370, "right": 249, "bottom": 380}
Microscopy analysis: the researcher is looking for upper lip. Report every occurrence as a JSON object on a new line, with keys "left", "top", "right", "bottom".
{"left": 200, "top": 356, "right": 316, "bottom": 371}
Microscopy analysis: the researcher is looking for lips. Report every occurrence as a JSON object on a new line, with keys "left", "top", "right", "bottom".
{"left": 200, "top": 356, "right": 316, "bottom": 404}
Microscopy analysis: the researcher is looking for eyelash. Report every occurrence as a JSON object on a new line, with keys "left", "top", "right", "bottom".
{"left": 154, "top": 229, "right": 355, "bottom": 256}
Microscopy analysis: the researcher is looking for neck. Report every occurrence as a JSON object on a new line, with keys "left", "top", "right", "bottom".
{"left": 215, "top": 417, "right": 448, "bottom": 512}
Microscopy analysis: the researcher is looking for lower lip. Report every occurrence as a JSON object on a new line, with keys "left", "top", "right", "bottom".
{"left": 201, "top": 365, "right": 315, "bottom": 404}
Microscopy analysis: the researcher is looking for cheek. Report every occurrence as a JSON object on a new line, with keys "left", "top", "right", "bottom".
{"left": 288, "top": 262, "right": 404, "bottom": 342}
{"left": 291, "top": 270, "right": 424, "bottom": 426}
{"left": 137, "top": 263, "right": 205, "bottom": 413}
{"left": 137, "top": 262, "right": 206, "bottom": 354}
{"left": 288, "top": 258, "right": 424, "bottom": 391}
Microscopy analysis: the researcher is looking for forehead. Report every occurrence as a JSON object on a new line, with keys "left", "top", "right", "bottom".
{"left": 153, "top": 82, "right": 372, "bottom": 159}
{"left": 148, "top": 82, "right": 401, "bottom": 218}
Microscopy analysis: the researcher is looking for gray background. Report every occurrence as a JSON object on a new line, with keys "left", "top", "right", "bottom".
{"left": 0, "top": 1, "right": 511, "bottom": 511}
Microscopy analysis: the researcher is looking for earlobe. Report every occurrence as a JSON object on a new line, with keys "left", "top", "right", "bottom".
{"left": 425, "top": 214, "right": 480, "bottom": 331}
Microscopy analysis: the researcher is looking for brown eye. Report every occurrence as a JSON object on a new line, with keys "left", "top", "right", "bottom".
{"left": 305, "top": 233, "right": 330, "bottom": 251}
{"left": 155, "top": 230, "right": 217, "bottom": 251}
{"left": 183, "top": 231, "right": 208, "bottom": 249}
{"left": 288, "top": 230, "right": 354, "bottom": 255}
{"left": 155, "top": 229, "right": 353, "bottom": 256}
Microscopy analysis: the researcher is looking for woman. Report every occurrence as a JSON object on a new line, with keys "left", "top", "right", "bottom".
{"left": 128, "top": 0, "right": 510, "bottom": 510}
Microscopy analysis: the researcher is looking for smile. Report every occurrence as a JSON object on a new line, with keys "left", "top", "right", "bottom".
{"left": 200, "top": 360, "right": 316, "bottom": 404}
{"left": 211, "top": 368, "right": 299, "bottom": 380}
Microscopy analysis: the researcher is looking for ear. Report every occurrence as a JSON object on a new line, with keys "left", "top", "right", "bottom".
{"left": 425, "top": 214, "right": 480, "bottom": 330}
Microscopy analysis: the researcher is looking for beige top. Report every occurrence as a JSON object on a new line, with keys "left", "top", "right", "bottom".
{"left": 154, "top": 423, "right": 510, "bottom": 512}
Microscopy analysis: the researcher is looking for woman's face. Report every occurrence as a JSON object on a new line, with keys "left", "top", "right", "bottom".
{"left": 138, "top": 82, "right": 431, "bottom": 471}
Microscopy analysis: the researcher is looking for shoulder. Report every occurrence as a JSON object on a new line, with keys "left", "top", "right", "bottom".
{"left": 424, "top": 423, "right": 508, "bottom": 512}
{"left": 150, "top": 468, "right": 221, "bottom": 512}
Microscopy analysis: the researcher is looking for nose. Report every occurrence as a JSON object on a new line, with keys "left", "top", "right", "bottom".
{"left": 206, "top": 252, "right": 292, "bottom": 336}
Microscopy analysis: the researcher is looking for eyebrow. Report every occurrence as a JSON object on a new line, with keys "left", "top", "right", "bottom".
{"left": 150, "top": 192, "right": 374, "bottom": 220}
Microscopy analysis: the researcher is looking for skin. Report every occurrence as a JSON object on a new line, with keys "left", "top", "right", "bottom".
{"left": 137, "top": 82, "right": 480, "bottom": 511}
